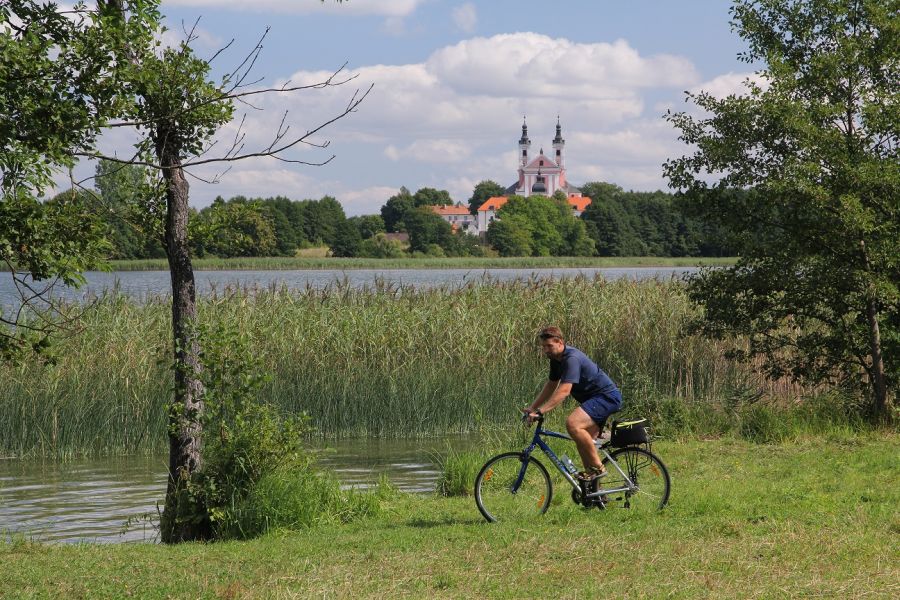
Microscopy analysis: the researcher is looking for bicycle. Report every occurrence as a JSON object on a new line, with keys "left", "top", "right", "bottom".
{"left": 474, "top": 414, "right": 670, "bottom": 522}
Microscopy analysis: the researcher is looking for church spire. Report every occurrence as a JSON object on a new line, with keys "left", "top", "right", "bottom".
{"left": 518, "top": 115, "right": 531, "bottom": 167}
{"left": 553, "top": 115, "right": 564, "bottom": 144}
{"left": 552, "top": 114, "right": 565, "bottom": 169}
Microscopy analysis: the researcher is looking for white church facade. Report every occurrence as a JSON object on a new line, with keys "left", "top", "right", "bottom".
{"left": 473, "top": 118, "right": 591, "bottom": 235}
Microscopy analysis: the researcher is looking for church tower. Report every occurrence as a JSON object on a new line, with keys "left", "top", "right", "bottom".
{"left": 519, "top": 116, "right": 531, "bottom": 168}
{"left": 552, "top": 116, "right": 565, "bottom": 169}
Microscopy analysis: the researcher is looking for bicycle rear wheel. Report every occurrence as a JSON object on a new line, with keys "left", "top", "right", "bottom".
{"left": 599, "top": 447, "right": 670, "bottom": 512}
{"left": 474, "top": 452, "right": 552, "bottom": 523}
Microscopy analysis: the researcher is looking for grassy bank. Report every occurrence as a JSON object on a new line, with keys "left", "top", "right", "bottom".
{"left": 2, "top": 277, "right": 846, "bottom": 458}
{"left": 2, "top": 436, "right": 897, "bottom": 598}
{"left": 107, "top": 255, "right": 737, "bottom": 271}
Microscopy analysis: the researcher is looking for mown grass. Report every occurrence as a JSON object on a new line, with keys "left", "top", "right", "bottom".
{"left": 1, "top": 436, "right": 897, "bottom": 598}
{"left": 107, "top": 255, "right": 737, "bottom": 271}
{"left": 0, "top": 277, "right": 842, "bottom": 458}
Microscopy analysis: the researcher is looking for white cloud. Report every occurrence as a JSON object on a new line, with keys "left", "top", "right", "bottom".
{"left": 158, "top": 23, "right": 223, "bottom": 51}
{"left": 452, "top": 3, "right": 477, "bottom": 34}
{"left": 338, "top": 185, "right": 401, "bottom": 215}
{"left": 383, "top": 139, "right": 472, "bottom": 163}
{"left": 43, "top": 30, "right": 727, "bottom": 208}
{"left": 249, "top": 33, "right": 697, "bottom": 153}
{"left": 163, "top": 0, "right": 425, "bottom": 17}
{"left": 690, "top": 71, "right": 768, "bottom": 99}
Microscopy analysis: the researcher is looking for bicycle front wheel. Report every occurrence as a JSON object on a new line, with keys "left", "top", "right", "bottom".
{"left": 474, "top": 452, "right": 553, "bottom": 523}
{"left": 600, "top": 447, "right": 670, "bottom": 513}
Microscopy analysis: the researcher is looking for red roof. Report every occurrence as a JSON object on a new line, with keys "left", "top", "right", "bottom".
{"left": 477, "top": 196, "right": 509, "bottom": 212}
{"left": 431, "top": 205, "right": 471, "bottom": 216}
{"left": 569, "top": 195, "right": 592, "bottom": 212}
{"left": 478, "top": 195, "right": 592, "bottom": 212}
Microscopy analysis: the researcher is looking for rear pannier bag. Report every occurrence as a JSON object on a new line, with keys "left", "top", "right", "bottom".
{"left": 610, "top": 418, "right": 649, "bottom": 447}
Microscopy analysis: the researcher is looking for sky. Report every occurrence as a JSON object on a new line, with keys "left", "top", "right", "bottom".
{"left": 72, "top": 0, "right": 757, "bottom": 216}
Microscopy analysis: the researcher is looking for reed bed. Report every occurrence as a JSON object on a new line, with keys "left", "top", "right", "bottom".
{"left": 0, "top": 276, "right": 815, "bottom": 457}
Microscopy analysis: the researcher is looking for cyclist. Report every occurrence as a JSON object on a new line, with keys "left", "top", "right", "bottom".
{"left": 522, "top": 326, "right": 622, "bottom": 481}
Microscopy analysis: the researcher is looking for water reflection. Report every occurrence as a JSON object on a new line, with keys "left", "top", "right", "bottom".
{"left": 0, "top": 436, "right": 478, "bottom": 544}
{"left": 0, "top": 455, "right": 165, "bottom": 544}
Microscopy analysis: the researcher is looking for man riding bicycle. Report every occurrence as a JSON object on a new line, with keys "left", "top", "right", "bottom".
{"left": 522, "top": 326, "right": 622, "bottom": 482}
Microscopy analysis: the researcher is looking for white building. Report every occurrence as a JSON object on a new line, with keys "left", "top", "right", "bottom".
{"left": 431, "top": 203, "right": 477, "bottom": 234}
{"left": 475, "top": 118, "right": 591, "bottom": 235}
{"left": 509, "top": 117, "right": 585, "bottom": 199}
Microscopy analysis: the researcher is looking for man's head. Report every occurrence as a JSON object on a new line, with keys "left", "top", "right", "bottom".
{"left": 538, "top": 326, "right": 565, "bottom": 360}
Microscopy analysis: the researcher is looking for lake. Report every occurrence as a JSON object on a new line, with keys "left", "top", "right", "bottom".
{"left": 0, "top": 436, "right": 478, "bottom": 544}
{"left": 0, "top": 266, "right": 700, "bottom": 309}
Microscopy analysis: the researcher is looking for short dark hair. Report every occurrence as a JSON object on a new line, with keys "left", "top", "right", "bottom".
{"left": 538, "top": 326, "right": 564, "bottom": 341}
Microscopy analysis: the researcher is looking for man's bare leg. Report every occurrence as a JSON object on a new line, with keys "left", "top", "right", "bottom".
{"left": 566, "top": 407, "right": 603, "bottom": 472}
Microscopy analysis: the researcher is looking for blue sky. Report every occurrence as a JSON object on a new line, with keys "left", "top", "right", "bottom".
{"left": 85, "top": 1, "right": 757, "bottom": 215}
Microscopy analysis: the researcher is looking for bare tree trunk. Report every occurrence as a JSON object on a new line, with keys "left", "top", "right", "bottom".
{"left": 158, "top": 134, "right": 207, "bottom": 543}
{"left": 860, "top": 240, "right": 892, "bottom": 423}
{"left": 864, "top": 296, "right": 891, "bottom": 421}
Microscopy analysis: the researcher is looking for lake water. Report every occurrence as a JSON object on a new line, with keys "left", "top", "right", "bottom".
{"left": 0, "top": 436, "right": 478, "bottom": 544}
{"left": 0, "top": 266, "right": 700, "bottom": 308}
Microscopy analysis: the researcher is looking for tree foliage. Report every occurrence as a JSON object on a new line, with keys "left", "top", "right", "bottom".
{"left": 405, "top": 206, "right": 454, "bottom": 253}
{"left": 468, "top": 180, "right": 506, "bottom": 215}
{"left": 0, "top": 1, "right": 159, "bottom": 361}
{"left": 664, "top": 0, "right": 899, "bottom": 419}
{"left": 486, "top": 195, "right": 594, "bottom": 257}
{"left": 191, "top": 198, "right": 277, "bottom": 258}
{"left": 580, "top": 182, "right": 731, "bottom": 257}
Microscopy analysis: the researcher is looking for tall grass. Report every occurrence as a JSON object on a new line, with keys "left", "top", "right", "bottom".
{"left": 0, "top": 276, "right": 838, "bottom": 457}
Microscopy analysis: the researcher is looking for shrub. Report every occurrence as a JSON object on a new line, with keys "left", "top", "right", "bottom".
{"left": 161, "top": 321, "right": 382, "bottom": 540}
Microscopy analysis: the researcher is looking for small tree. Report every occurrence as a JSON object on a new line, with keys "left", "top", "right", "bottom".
{"left": 412, "top": 187, "right": 452, "bottom": 207}
{"left": 0, "top": 1, "right": 160, "bottom": 361}
{"left": 380, "top": 187, "right": 414, "bottom": 232}
{"left": 348, "top": 214, "right": 385, "bottom": 240}
{"left": 329, "top": 219, "right": 362, "bottom": 257}
{"left": 468, "top": 180, "right": 506, "bottom": 215}
{"left": 405, "top": 206, "right": 454, "bottom": 254}
{"left": 664, "top": 0, "right": 898, "bottom": 420}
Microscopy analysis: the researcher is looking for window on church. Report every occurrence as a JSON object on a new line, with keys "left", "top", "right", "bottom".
{"left": 540, "top": 160, "right": 544, "bottom": 166}
{"left": 522, "top": 150, "right": 526, "bottom": 156}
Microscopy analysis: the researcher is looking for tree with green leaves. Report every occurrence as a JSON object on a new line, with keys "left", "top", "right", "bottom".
{"left": 404, "top": 206, "right": 454, "bottom": 254}
{"left": 329, "top": 219, "right": 362, "bottom": 257}
{"left": 380, "top": 187, "right": 414, "bottom": 232}
{"left": 412, "top": 186, "right": 453, "bottom": 207}
{"left": 468, "top": 180, "right": 506, "bottom": 215}
{"left": 93, "top": 159, "right": 165, "bottom": 259}
{"left": 347, "top": 214, "right": 385, "bottom": 240}
{"left": 486, "top": 218, "right": 532, "bottom": 257}
{"left": 0, "top": 1, "right": 154, "bottom": 361}
{"left": 664, "top": 0, "right": 898, "bottom": 421}
{"left": 5, "top": 0, "right": 370, "bottom": 542}
{"left": 486, "top": 195, "right": 593, "bottom": 257}
{"left": 191, "top": 198, "right": 277, "bottom": 258}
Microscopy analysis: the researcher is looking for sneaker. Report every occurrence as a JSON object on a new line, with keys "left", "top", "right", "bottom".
{"left": 576, "top": 467, "right": 607, "bottom": 481}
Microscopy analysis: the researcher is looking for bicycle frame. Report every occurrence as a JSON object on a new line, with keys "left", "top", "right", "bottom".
{"left": 514, "top": 418, "right": 636, "bottom": 501}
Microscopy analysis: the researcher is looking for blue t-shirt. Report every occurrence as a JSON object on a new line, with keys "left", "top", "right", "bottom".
{"left": 548, "top": 345, "right": 618, "bottom": 403}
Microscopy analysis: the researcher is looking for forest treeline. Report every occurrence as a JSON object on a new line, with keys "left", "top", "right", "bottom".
{"left": 63, "top": 162, "right": 735, "bottom": 260}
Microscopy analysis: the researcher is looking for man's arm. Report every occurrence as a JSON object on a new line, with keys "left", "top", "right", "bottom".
{"left": 524, "top": 380, "right": 573, "bottom": 421}
{"left": 536, "top": 382, "right": 572, "bottom": 414}
{"left": 526, "top": 380, "right": 558, "bottom": 414}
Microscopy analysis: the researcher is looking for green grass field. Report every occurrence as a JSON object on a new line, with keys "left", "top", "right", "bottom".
{"left": 2, "top": 436, "right": 897, "bottom": 598}
{"left": 107, "top": 255, "right": 737, "bottom": 271}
